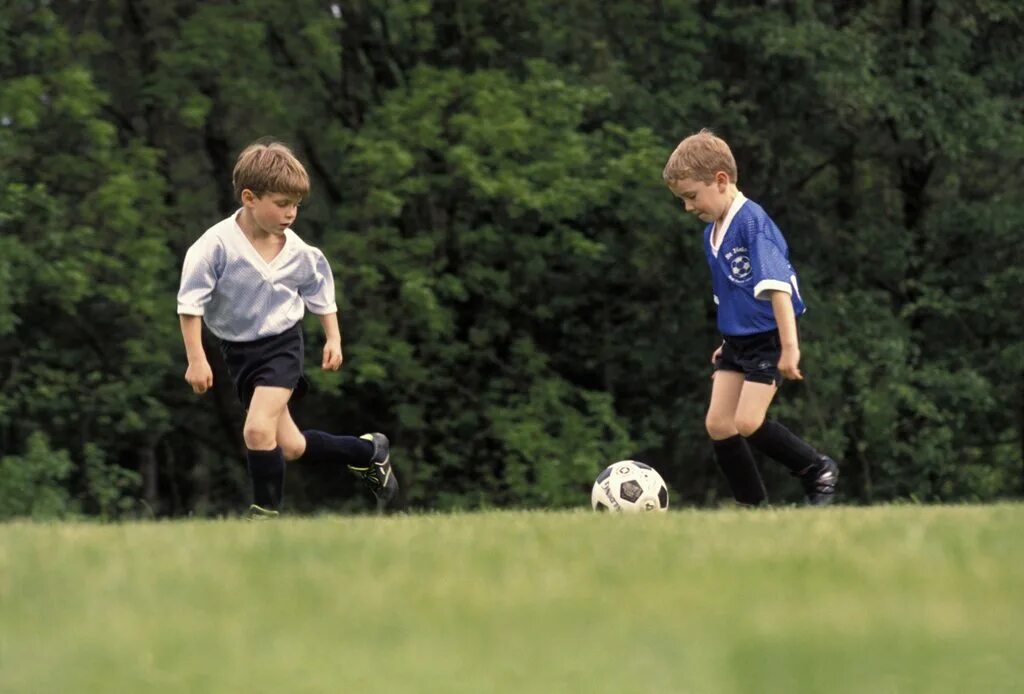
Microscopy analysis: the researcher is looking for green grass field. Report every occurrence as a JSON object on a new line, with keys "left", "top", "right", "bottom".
{"left": 2, "top": 504, "right": 1022, "bottom": 693}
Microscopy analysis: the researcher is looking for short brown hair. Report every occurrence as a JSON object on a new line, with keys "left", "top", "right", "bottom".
{"left": 662, "top": 129, "right": 738, "bottom": 184}
{"left": 232, "top": 141, "right": 310, "bottom": 201}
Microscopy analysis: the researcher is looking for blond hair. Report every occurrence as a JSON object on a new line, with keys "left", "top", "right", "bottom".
{"left": 662, "top": 129, "right": 738, "bottom": 184}
{"left": 232, "top": 141, "right": 310, "bottom": 201}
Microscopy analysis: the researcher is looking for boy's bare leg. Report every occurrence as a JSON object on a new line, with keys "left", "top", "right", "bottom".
{"left": 734, "top": 381, "right": 778, "bottom": 437}
{"left": 706, "top": 371, "right": 767, "bottom": 505}
{"left": 275, "top": 406, "right": 307, "bottom": 462}
{"left": 244, "top": 386, "right": 293, "bottom": 513}
{"left": 244, "top": 386, "right": 292, "bottom": 450}
{"left": 705, "top": 370, "right": 744, "bottom": 440}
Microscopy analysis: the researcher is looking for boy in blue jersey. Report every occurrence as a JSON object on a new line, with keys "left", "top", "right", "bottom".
{"left": 663, "top": 129, "right": 838, "bottom": 506}
{"left": 177, "top": 141, "right": 399, "bottom": 517}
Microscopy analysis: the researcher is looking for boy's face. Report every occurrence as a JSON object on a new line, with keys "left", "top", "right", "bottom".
{"left": 666, "top": 173, "right": 732, "bottom": 224}
{"left": 241, "top": 190, "right": 301, "bottom": 236}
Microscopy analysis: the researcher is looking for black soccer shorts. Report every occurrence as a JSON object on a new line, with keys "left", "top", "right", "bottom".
{"left": 218, "top": 322, "right": 309, "bottom": 409}
{"left": 714, "top": 330, "right": 783, "bottom": 386}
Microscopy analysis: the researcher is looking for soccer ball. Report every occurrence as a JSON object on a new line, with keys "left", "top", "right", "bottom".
{"left": 591, "top": 461, "right": 669, "bottom": 513}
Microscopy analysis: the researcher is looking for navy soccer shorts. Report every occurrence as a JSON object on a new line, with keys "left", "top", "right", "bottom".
{"left": 714, "top": 330, "right": 783, "bottom": 387}
{"left": 218, "top": 322, "right": 309, "bottom": 409}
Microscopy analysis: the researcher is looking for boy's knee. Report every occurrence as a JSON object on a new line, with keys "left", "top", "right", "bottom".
{"left": 706, "top": 414, "right": 738, "bottom": 440}
{"left": 735, "top": 414, "right": 765, "bottom": 438}
{"left": 243, "top": 422, "right": 277, "bottom": 450}
{"left": 279, "top": 435, "right": 306, "bottom": 461}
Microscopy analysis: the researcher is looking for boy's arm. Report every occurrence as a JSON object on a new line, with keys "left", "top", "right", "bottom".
{"left": 177, "top": 235, "right": 222, "bottom": 394}
{"left": 300, "top": 249, "right": 341, "bottom": 371}
{"left": 769, "top": 291, "right": 803, "bottom": 381}
{"left": 317, "top": 312, "right": 343, "bottom": 371}
{"left": 180, "top": 315, "right": 214, "bottom": 393}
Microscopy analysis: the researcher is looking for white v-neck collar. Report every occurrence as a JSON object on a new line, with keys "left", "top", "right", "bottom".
{"left": 233, "top": 210, "right": 291, "bottom": 270}
{"left": 709, "top": 191, "right": 747, "bottom": 257}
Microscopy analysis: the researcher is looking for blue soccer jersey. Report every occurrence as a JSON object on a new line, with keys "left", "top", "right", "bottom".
{"left": 704, "top": 193, "right": 806, "bottom": 336}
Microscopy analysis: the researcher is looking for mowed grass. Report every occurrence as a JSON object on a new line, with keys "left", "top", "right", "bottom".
{"left": 1, "top": 505, "right": 1022, "bottom": 693}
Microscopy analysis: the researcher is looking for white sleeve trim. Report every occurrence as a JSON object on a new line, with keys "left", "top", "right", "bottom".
{"left": 754, "top": 279, "right": 792, "bottom": 301}
{"left": 299, "top": 248, "right": 338, "bottom": 315}
{"left": 304, "top": 301, "right": 339, "bottom": 315}
{"left": 176, "top": 304, "right": 205, "bottom": 316}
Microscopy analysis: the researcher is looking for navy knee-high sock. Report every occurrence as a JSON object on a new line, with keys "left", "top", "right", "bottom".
{"left": 300, "top": 430, "right": 374, "bottom": 468}
{"left": 712, "top": 435, "right": 767, "bottom": 506}
{"left": 744, "top": 421, "right": 820, "bottom": 473}
{"left": 247, "top": 447, "right": 286, "bottom": 509}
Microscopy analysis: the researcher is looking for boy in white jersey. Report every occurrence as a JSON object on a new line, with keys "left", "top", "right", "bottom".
{"left": 663, "top": 129, "right": 838, "bottom": 506}
{"left": 177, "top": 141, "right": 398, "bottom": 517}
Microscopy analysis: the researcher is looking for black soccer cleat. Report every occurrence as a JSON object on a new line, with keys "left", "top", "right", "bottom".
{"left": 348, "top": 432, "right": 399, "bottom": 512}
{"left": 797, "top": 455, "right": 839, "bottom": 506}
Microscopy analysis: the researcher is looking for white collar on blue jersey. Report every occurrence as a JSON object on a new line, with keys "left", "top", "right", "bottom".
{"left": 710, "top": 190, "right": 747, "bottom": 257}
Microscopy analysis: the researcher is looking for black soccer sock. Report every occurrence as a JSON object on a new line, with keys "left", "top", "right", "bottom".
{"left": 247, "top": 447, "right": 286, "bottom": 510}
{"left": 744, "top": 420, "right": 820, "bottom": 474}
{"left": 300, "top": 430, "right": 374, "bottom": 468}
{"left": 712, "top": 435, "right": 767, "bottom": 506}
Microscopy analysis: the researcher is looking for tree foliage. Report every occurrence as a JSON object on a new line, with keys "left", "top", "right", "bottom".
{"left": 1, "top": 0, "right": 1021, "bottom": 516}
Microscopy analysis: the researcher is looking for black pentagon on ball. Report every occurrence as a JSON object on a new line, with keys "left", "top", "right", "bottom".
{"left": 632, "top": 461, "right": 653, "bottom": 470}
{"left": 658, "top": 485, "right": 668, "bottom": 509}
{"left": 619, "top": 480, "right": 643, "bottom": 503}
{"left": 595, "top": 466, "right": 613, "bottom": 484}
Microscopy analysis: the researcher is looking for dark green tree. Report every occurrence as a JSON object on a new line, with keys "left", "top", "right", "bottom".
{"left": 1, "top": 0, "right": 1020, "bottom": 517}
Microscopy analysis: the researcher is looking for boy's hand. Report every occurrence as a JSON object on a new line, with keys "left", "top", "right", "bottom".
{"left": 778, "top": 347, "right": 803, "bottom": 380}
{"left": 711, "top": 342, "right": 724, "bottom": 364}
{"left": 709, "top": 342, "right": 724, "bottom": 380}
{"left": 322, "top": 340, "right": 343, "bottom": 371}
{"left": 185, "top": 360, "right": 214, "bottom": 394}
{"left": 708, "top": 341, "right": 724, "bottom": 380}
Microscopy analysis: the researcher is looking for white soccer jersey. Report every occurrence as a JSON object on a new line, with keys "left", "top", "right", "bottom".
{"left": 177, "top": 211, "right": 338, "bottom": 341}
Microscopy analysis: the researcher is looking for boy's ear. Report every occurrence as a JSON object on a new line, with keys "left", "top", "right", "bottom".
{"left": 240, "top": 189, "right": 257, "bottom": 205}
{"left": 715, "top": 171, "right": 731, "bottom": 187}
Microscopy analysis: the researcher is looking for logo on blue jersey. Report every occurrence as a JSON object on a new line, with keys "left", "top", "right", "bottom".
{"left": 724, "top": 246, "right": 752, "bottom": 283}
